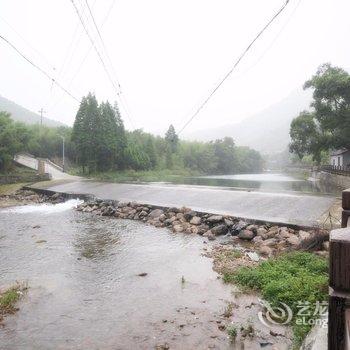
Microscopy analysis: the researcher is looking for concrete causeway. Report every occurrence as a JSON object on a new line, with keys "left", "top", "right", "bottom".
{"left": 43, "top": 180, "right": 336, "bottom": 227}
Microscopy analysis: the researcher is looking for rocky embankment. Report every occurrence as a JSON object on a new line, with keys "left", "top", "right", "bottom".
{"left": 0, "top": 189, "right": 66, "bottom": 208}
{"left": 76, "top": 199, "right": 330, "bottom": 257}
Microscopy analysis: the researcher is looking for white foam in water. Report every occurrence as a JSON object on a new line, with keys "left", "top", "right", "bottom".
{"left": 1, "top": 199, "right": 84, "bottom": 214}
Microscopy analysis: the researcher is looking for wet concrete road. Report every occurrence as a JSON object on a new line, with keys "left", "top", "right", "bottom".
{"left": 43, "top": 180, "right": 336, "bottom": 226}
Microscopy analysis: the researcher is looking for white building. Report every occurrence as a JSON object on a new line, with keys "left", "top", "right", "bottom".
{"left": 330, "top": 149, "right": 350, "bottom": 168}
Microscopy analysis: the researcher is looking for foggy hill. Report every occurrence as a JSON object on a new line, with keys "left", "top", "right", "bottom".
{"left": 0, "top": 95, "right": 65, "bottom": 127}
{"left": 184, "top": 88, "right": 312, "bottom": 154}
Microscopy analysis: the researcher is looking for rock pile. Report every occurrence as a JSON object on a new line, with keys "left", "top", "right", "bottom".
{"left": 0, "top": 189, "right": 66, "bottom": 206}
{"left": 76, "top": 199, "right": 329, "bottom": 255}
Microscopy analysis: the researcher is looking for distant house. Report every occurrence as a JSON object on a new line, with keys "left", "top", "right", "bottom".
{"left": 330, "top": 149, "right": 350, "bottom": 168}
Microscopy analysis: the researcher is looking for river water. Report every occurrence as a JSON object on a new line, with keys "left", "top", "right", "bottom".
{"left": 0, "top": 202, "right": 292, "bottom": 349}
{"left": 158, "top": 173, "right": 340, "bottom": 196}
{"left": 0, "top": 202, "right": 232, "bottom": 349}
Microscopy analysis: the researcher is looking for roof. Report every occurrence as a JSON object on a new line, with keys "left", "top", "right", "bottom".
{"left": 331, "top": 149, "right": 350, "bottom": 156}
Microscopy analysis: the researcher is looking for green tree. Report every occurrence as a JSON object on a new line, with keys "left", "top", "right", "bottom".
{"left": 165, "top": 124, "right": 178, "bottom": 153}
{"left": 145, "top": 136, "right": 157, "bottom": 169}
{"left": 212, "top": 137, "right": 236, "bottom": 174}
{"left": 0, "top": 112, "right": 30, "bottom": 171}
{"left": 290, "top": 63, "right": 350, "bottom": 163}
{"left": 72, "top": 96, "right": 90, "bottom": 172}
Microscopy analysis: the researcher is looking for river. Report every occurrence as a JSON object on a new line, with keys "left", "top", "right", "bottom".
{"left": 154, "top": 173, "right": 340, "bottom": 196}
{"left": 0, "top": 201, "right": 292, "bottom": 349}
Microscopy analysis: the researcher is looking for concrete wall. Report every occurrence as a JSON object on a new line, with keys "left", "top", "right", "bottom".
{"left": 312, "top": 170, "right": 350, "bottom": 190}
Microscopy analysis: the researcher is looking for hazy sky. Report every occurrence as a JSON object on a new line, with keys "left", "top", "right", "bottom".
{"left": 1, "top": 0, "right": 350, "bottom": 135}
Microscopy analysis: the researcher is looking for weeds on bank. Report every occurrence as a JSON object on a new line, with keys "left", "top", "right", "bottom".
{"left": 223, "top": 252, "right": 328, "bottom": 346}
{"left": 227, "top": 325, "right": 237, "bottom": 341}
{"left": 0, "top": 283, "right": 27, "bottom": 322}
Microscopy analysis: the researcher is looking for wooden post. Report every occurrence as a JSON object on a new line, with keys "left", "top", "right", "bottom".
{"left": 342, "top": 190, "right": 350, "bottom": 228}
{"left": 328, "top": 227, "right": 350, "bottom": 349}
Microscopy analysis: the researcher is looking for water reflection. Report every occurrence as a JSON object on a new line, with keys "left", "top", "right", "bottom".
{"left": 160, "top": 173, "right": 340, "bottom": 195}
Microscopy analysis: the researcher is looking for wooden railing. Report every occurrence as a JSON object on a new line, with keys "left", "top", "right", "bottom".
{"left": 322, "top": 165, "right": 350, "bottom": 177}
{"left": 328, "top": 189, "right": 350, "bottom": 349}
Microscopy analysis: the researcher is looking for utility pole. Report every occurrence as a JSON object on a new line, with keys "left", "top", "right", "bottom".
{"left": 38, "top": 108, "right": 46, "bottom": 158}
{"left": 61, "top": 136, "right": 65, "bottom": 172}
{"left": 38, "top": 108, "right": 46, "bottom": 126}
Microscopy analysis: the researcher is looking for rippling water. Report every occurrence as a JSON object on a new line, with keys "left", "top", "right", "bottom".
{"left": 0, "top": 206, "right": 235, "bottom": 349}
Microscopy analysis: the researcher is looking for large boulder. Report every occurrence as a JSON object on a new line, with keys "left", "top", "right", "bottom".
{"left": 173, "top": 224, "right": 184, "bottom": 233}
{"left": 256, "top": 227, "right": 268, "bottom": 239}
{"left": 190, "top": 216, "right": 202, "bottom": 225}
{"left": 287, "top": 235, "right": 300, "bottom": 246}
{"left": 224, "top": 218, "right": 234, "bottom": 227}
{"left": 261, "top": 238, "right": 278, "bottom": 247}
{"left": 299, "top": 230, "right": 311, "bottom": 241}
{"left": 211, "top": 224, "right": 228, "bottom": 236}
{"left": 183, "top": 211, "right": 197, "bottom": 221}
{"left": 238, "top": 229, "right": 255, "bottom": 241}
{"left": 266, "top": 226, "right": 279, "bottom": 238}
{"left": 148, "top": 209, "right": 164, "bottom": 219}
{"left": 231, "top": 220, "right": 248, "bottom": 235}
{"left": 206, "top": 215, "right": 223, "bottom": 224}
{"left": 259, "top": 246, "right": 273, "bottom": 256}
{"left": 203, "top": 230, "right": 216, "bottom": 240}
{"left": 197, "top": 224, "right": 210, "bottom": 235}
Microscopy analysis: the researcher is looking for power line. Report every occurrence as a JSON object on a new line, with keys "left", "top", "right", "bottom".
{"left": 0, "top": 34, "right": 79, "bottom": 102}
{"left": 70, "top": 0, "right": 121, "bottom": 94}
{"left": 234, "top": 0, "right": 302, "bottom": 80}
{"left": 65, "top": 0, "right": 117, "bottom": 90}
{"left": 84, "top": 0, "right": 121, "bottom": 88}
{"left": 81, "top": 0, "right": 136, "bottom": 129}
{"left": 178, "top": 0, "right": 290, "bottom": 134}
{"left": 0, "top": 15, "right": 56, "bottom": 72}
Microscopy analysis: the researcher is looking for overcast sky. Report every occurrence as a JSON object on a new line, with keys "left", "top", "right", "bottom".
{"left": 1, "top": 0, "right": 350, "bottom": 135}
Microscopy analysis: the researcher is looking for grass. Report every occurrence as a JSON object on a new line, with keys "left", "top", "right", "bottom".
{"left": 0, "top": 183, "right": 26, "bottom": 196}
{"left": 227, "top": 325, "right": 237, "bottom": 341}
{"left": 69, "top": 168, "right": 201, "bottom": 183}
{"left": 0, "top": 284, "right": 26, "bottom": 321}
{"left": 223, "top": 252, "right": 328, "bottom": 347}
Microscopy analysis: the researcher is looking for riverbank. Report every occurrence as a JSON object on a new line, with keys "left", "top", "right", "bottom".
{"left": 311, "top": 170, "right": 350, "bottom": 190}
{"left": 69, "top": 168, "right": 202, "bottom": 183}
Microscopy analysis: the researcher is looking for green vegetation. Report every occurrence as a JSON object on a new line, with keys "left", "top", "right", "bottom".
{"left": 1, "top": 92, "right": 264, "bottom": 177}
{"left": 0, "top": 110, "right": 73, "bottom": 172}
{"left": 290, "top": 63, "right": 350, "bottom": 163}
{"left": 0, "top": 183, "right": 27, "bottom": 195}
{"left": 227, "top": 325, "right": 238, "bottom": 341}
{"left": 0, "top": 284, "right": 26, "bottom": 322}
{"left": 224, "top": 252, "right": 328, "bottom": 346}
{"left": 71, "top": 93, "right": 263, "bottom": 174}
{"left": 0, "top": 112, "right": 31, "bottom": 172}
{"left": 222, "top": 302, "right": 234, "bottom": 318}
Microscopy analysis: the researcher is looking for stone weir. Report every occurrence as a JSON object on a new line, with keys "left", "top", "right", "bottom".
{"left": 23, "top": 186, "right": 330, "bottom": 257}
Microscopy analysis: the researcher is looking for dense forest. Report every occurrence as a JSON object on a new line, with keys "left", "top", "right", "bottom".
{"left": 0, "top": 93, "right": 263, "bottom": 174}
{"left": 289, "top": 63, "right": 350, "bottom": 164}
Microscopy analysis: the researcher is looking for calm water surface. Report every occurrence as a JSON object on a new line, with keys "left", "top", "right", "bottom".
{"left": 159, "top": 173, "right": 340, "bottom": 195}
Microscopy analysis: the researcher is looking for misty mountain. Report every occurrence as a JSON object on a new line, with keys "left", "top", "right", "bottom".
{"left": 184, "top": 89, "right": 312, "bottom": 154}
{"left": 0, "top": 95, "right": 65, "bottom": 127}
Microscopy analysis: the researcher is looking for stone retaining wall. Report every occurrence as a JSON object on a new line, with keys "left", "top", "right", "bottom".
{"left": 0, "top": 173, "right": 51, "bottom": 185}
{"left": 311, "top": 170, "right": 350, "bottom": 190}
